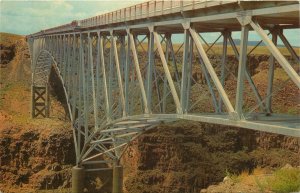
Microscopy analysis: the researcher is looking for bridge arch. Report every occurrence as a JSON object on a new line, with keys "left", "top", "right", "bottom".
{"left": 32, "top": 50, "right": 53, "bottom": 86}
{"left": 31, "top": 49, "right": 73, "bottom": 121}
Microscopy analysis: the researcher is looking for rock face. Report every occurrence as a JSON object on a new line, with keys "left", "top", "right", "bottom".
{"left": 0, "top": 32, "right": 75, "bottom": 193}
{"left": 0, "top": 126, "right": 75, "bottom": 192}
{"left": 122, "top": 122, "right": 300, "bottom": 193}
{"left": 0, "top": 44, "right": 15, "bottom": 66}
{"left": 1, "top": 122, "right": 299, "bottom": 193}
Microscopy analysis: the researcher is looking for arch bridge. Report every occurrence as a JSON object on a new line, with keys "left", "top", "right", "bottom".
{"left": 27, "top": 1, "right": 300, "bottom": 192}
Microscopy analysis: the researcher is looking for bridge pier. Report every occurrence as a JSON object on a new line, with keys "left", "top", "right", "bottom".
{"left": 31, "top": 85, "right": 50, "bottom": 118}
{"left": 72, "top": 166, "right": 85, "bottom": 193}
{"left": 112, "top": 163, "right": 123, "bottom": 193}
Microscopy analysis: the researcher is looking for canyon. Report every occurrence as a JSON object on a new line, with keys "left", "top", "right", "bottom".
{"left": 0, "top": 32, "right": 299, "bottom": 193}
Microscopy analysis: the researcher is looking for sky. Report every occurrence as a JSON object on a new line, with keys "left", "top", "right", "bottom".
{"left": 0, "top": 0, "right": 299, "bottom": 46}
{"left": 0, "top": 0, "right": 143, "bottom": 35}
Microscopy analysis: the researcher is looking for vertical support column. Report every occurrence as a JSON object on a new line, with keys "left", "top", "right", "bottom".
{"left": 71, "top": 34, "right": 78, "bottom": 121}
{"left": 153, "top": 30, "right": 182, "bottom": 114}
{"left": 146, "top": 29, "right": 154, "bottom": 113}
{"left": 235, "top": 23, "right": 249, "bottom": 120}
{"left": 181, "top": 29, "right": 190, "bottom": 113}
{"left": 89, "top": 33, "right": 100, "bottom": 129}
{"left": 66, "top": 35, "right": 71, "bottom": 93}
{"left": 72, "top": 166, "right": 85, "bottom": 193}
{"left": 189, "top": 26, "right": 235, "bottom": 116}
{"left": 120, "top": 35, "right": 127, "bottom": 115}
{"left": 111, "top": 31, "right": 126, "bottom": 117}
{"left": 58, "top": 35, "right": 62, "bottom": 68}
{"left": 62, "top": 34, "right": 67, "bottom": 79}
{"left": 120, "top": 36, "right": 126, "bottom": 77}
{"left": 52, "top": 36, "right": 55, "bottom": 54}
{"left": 31, "top": 85, "right": 49, "bottom": 118}
{"left": 124, "top": 33, "right": 130, "bottom": 115}
{"left": 45, "top": 36, "right": 49, "bottom": 51}
{"left": 65, "top": 35, "right": 71, "bottom": 85}
{"left": 228, "top": 32, "right": 266, "bottom": 112}
{"left": 108, "top": 34, "right": 115, "bottom": 118}
{"left": 186, "top": 33, "right": 193, "bottom": 113}
{"left": 133, "top": 35, "right": 145, "bottom": 113}
{"left": 77, "top": 33, "right": 84, "bottom": 158}
{"left": 168, "top": 35, "right": 180, "bottom": 85}
{"left": 219, "top": 31, "right": 228, "bottom": 113}
{"left": 45, "top": 84, "right": 50, "bottom": 118}
{"left": 82, "top": 35, "right": 89, "bottom": 142}
{"left": 163, "top": 34, "right": 170, "bottom": 113}
{"left": 31, "top": 85, "right": 35, "bottom": 118}
{"left": 99, "top": 34, "right": 111, "bottom": 121}
{"left": 266, "top": 30, "right": 277, "bottom": 115}
{"left": 112, "top": 162, "right": 123, "bottom": 193}
{"left": 55, "top": 36, "right": 59, "bottom": 63}
{"left": 128, "top": 30, "right": 149, "bottom": 114}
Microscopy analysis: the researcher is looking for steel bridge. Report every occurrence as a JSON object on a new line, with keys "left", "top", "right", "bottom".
{"left": 27, "top": 1, "right": 300, "bottom": 192}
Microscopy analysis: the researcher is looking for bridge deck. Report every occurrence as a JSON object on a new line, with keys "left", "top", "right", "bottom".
{"left": 30, "top": 1, "right": 299, "bottom": 36}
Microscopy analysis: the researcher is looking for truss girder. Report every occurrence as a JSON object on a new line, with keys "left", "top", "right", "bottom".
{"left": 28, "top": 5, "right": 300, "bottom": 166}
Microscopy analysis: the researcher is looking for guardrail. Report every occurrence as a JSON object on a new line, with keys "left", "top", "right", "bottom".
{"left": 30, "top": 0, "right": 236, "bottom": 37}
{"left": 78, "top": 0, "right": 230, "bottom": 27}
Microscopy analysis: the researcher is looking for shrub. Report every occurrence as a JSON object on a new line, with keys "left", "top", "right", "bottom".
{"left": 268, "top": 168, "right": 300, "bottom": 193}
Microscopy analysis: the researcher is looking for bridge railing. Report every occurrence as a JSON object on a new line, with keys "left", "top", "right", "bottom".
{"left": 32, "top": 0, "right": 237, "bottom": 36}
{"left": 79, "top": 0, "right": 233, "bottom": 28}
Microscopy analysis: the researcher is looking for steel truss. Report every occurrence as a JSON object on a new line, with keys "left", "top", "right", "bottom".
{"left": 28, "top": 1, "right": 300, "bottom": 174}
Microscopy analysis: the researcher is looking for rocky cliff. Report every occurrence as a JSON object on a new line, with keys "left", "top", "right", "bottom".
{"left": 122, "top": 122, "right": 300, "bottom": 193}
{"left": 0, "top": 32, "right": 299, "bottom": 193}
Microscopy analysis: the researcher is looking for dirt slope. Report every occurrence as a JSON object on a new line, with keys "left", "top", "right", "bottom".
{"left": 0, "top": 33, "right": 74, "bottom": 193}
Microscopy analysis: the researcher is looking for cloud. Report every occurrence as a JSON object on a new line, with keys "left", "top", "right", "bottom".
{"left": 0, "top": 0, "right": 144, "bottom": 35}
{"left": 0, "top": 0, "right": 299, "bottom": 47}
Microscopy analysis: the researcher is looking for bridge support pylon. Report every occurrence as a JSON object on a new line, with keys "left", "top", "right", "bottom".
{"left": 112, "top": 163, "right": 123, "bottom": 193}
{"left": 31, "top": 85, "right": 50, "bottom": 118}
{"left": 72, "top": 166, "right": 85, "bottom": 193}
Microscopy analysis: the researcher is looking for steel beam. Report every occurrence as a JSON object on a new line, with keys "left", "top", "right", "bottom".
{"left": 124, "top": 33, "right": 130, "bottom": 115}
{"left": 250, "top": 20, "right": 300, "bottom": 88}
{"left": 111, "top": 31, "right": 126, "bottom": 117}
{"left": 153, "top": 31, "right": 182, "bottom": 114}
{"left": 99, "top": 34, "right": 111, "bottom": 122}
{"left": 228, "top": 34, "right": 266, "bottom": 112}
{"left": 266, "top": 31, "right": 277, "bottom": 114}
{"left": 128, "top": 31, "right": 149, "bottom": 114}
{"left": 146, "top": 31, "right": 154, "bottom": 113}
{"left": 235, "top": 24, "right": 249, "bottom": 120}
{"left": 180, "top": 29, "right": 190, "bottom": 113}
{"left": 88, "top": 33, "right": 100, "bottom": 130}
{"left": 189, "top": 27, "right": 236, "bottom": 117}
{"left": 278, "top": 30, "right": 300, "bottom": 63}
{"left": 219, "top": 31, "right": 228, "bottom": 113}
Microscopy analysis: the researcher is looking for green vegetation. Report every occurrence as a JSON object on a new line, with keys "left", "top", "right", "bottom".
{"left": 0, "top": 83, "right": 13, "bottom": 108}
{"left": 267, "top": 168, "right": 300, "bottom": 193}
{"left": 254, "top": 176, "right": 267, "bottom": 193}
{"left": 225, "top": 169, "right": 241, "bottom": 184}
